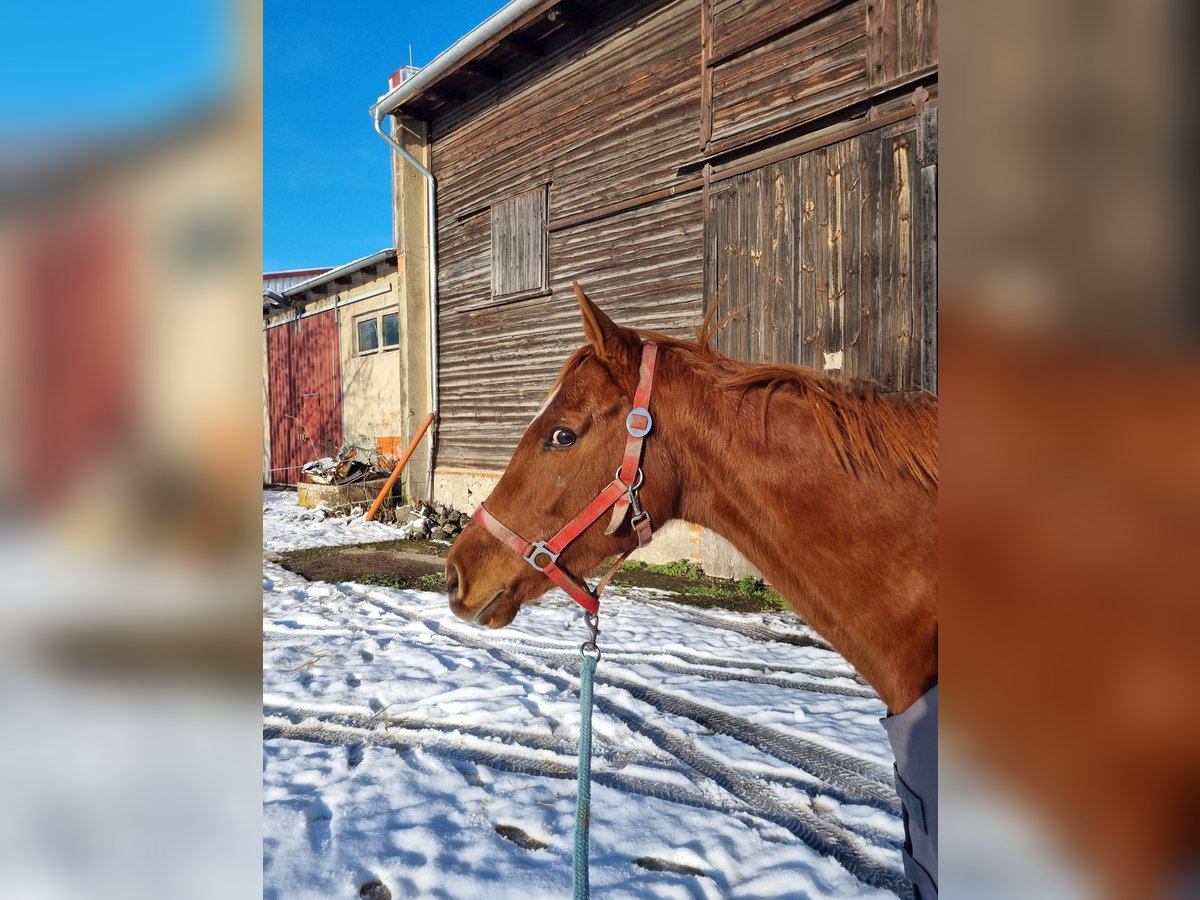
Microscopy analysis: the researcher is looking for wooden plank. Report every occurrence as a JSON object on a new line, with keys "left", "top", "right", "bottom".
{"left": 877, "top": 124, "right": 896, "bottom": 387}
{"left": 761, "top": 160, "right": 795, "bottom": 363}
{"left": 844, "top": 126, "right": 882, "bottom": 380}
{"left": 708, "top": 99, "right": 920, "bottom": 185}
{"left": 797, "top": 148, "right": 820, "bottom": 370}
{"left": 899, "top": 0, "right": 919, "bottom": 78}
{"left": 866, "top": 0, "right": 897, "bottom": 86}
{"left": 700, "top": 0, "right": 714, "bottom": 148}
{"left": 729, "top": 179, "right": 750, "bottom": 361}
{"left": 548, "top": 177, "right": 704, "bottom": 232}
{"left": 811, "top": 146, "right": 830, "bottom": 372}
{"left": 901, "top": 0, "right": 937, "bottom": 73}
{"left": 918, "top": 106, "right": 937, "bottom": 392}
{"left": 879, "top": 128, "right": 916, "bottom": 389}
{"left": 922, "top": 0, "right": 938, "bottom": 71}
{"left": 920, "top": 160, "right": 937, "bottom": 393}
{"left": 823, "top": 138, "right": 849, "bottom": 376}
{"left": 703, "top": 166, "right": 719, "bottom": 323}
{"left": 748, "top": 170, "right": 758, "bottom": 362}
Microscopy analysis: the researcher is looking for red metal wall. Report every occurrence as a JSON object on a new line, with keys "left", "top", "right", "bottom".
{"left": 267, "top": 309, "right": 342, "bottom": 484}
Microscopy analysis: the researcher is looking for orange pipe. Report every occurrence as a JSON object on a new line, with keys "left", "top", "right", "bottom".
{"left": 364, "top": 413, "right": 435, "bottom": 522}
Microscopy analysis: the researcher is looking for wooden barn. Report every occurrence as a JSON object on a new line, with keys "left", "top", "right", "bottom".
{"left": 372, "top": 0, "right": 937, "bottom": 572}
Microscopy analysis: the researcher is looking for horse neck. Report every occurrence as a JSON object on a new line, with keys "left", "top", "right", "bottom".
{"left": 651, "top": 351, "right": 937, "bottom": 713}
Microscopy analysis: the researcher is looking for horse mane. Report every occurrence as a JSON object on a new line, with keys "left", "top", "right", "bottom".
{"left": 554, "top": 308, "right": 938, "bottom": 488}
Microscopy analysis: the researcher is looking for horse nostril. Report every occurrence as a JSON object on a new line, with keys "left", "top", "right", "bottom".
{"left": 446, "top": 563, "right": 461, "bottom": 602}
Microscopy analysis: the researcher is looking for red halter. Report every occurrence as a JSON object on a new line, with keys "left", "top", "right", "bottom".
{"left": 473, "top": 342, "right": 659, "bottom": 615}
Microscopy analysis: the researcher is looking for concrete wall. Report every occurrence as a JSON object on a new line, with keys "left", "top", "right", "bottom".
{"left": 391, "top": 116, "right": 434, "bottom": 503}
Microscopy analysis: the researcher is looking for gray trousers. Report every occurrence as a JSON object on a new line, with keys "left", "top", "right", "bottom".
{"left": 882, "top": 684, "right": 938, "bottom": 899}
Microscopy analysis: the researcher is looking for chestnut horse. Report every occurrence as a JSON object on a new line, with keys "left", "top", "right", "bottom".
{"left": 445, "top": 285, "right": 938, "bottom": 895}
{"left": 447, "top": 286, "right": 936, "bottom": 713}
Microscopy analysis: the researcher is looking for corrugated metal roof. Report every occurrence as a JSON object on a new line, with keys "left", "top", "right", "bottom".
{"left": 281, "top": 249, "right": 396, "bottom": 298}
{"left": 262, "top": 249, "right": 397, "bottom": 315}
{"left": 263, "top": 270, "right": 332, "bottom": 294}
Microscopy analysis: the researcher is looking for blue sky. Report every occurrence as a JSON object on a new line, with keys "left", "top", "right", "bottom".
{"left": 265, "top": 0, "right": 505, "bottom": 271}
{"left": 0, "top": 2, "right": 231, "bottom": 135}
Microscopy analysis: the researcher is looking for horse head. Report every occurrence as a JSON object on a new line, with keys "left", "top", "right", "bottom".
{"left": 445, "top": 285, "right": 674, "bottom": 628}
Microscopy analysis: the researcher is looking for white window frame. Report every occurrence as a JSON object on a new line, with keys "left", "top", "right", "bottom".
{"left": 355, "top": 310, "right": 400, "bottom": 356}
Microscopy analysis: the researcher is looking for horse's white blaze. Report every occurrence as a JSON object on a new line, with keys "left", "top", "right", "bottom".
{"left": 530, "top": 383, "right": 562, "bottom": 424}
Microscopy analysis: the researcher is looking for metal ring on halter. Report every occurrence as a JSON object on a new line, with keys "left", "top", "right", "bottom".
{"left": 524, "top": 540, "right": 560, "bottom": 570}
{"left": 615, "top": 466, "right": 645, "bottom": 492}
{"left": 625, "top": 406, "right": 653, "bottom": 438}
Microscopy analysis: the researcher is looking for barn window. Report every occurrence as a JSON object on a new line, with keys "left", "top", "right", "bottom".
{"left": 356, "top": 311, "right": 400, "bottom": 355}
{"left": 491, "top": 186, "right": 549, "bottom": 302}
{"left": 357, "top": 318, "right": 379, "bottom": 353}
{"left": 382, "top": 312, "right": 400, "bottom": 347}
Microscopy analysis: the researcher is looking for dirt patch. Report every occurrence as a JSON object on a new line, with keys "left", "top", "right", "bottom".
{"left": 274, "top": 540, "right": 448, "bottom": 590}
{"left": 607, "top": 568, "right": 786, "bottom": 614}
{"left": 272, "top": 540, "right": 788, "bottom": 615}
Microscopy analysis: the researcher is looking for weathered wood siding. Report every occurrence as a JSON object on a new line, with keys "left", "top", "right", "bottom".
{"left": 709, "top": 106, "right": 937, "bottom": 390}
{"left": 433, "top": 0, "right": 705, "bottom": 470}
{"left": 867, "top": 0, "right": 937, "bottom": 86}
{"left": 709, "top": 0, "right": 869, "bottom": 154}
{"left": 701, "top": 0, "right": 937, "bottom": 154}
{"left": 425, "top": 0, "right": 936, "bottom": 470}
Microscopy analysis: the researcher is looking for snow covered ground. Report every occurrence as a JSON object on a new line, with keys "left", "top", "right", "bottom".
{"left": 263, "top": 491, "right": 909, "bottom": 899}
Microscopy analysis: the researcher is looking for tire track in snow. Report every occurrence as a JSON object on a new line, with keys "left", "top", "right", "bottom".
{"left": 590, "top": 666, "right": 898, "bottom": 803}
{"left": 292, "top": 580, "right": 862, "bottom": 682}
{"left": 361, "top": 592, "right": 895, "bottom": 804}
{"left": 357, "top": 592, "right": 907, "bottom": 893}
{"left": 482, "top": 636, "right": 875, "bottom": 700}
{"left": 607, "top": 654, "right": 877, "bottom": 699}
{"left": 612, "top": 647, "right": 867, "bottom": 685}
{"left": 262, "top": 700, "right": 682, "bottom": 773}
{"left": 263, "top": 716, "right": 840, "bottom": 848}
{"left": 264, "top": 697, "right": 902, "bottom": 855}
{"left": 638, "top": 599, "right": 835, "bottom": 651}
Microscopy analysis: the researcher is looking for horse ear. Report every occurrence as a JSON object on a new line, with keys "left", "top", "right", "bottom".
{"left": 573, "top": 282, "right": 623, "bottom": 358}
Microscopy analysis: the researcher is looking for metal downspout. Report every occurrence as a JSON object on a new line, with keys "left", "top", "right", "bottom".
{"left": 373, "top": 110, "right": 440, "bottom": 503}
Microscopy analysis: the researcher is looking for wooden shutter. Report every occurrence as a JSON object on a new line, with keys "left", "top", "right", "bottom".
{"left": 491, "top": 186, "right": 548, "bottom": 301}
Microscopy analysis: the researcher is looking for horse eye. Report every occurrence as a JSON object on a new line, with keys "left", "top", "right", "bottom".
{"left": 546, "top": 427, "right": 577, "bottom": 449}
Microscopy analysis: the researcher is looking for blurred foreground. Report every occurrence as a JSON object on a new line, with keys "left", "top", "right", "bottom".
{"left": 942, "top": 0, "right": 1200, "bottom": 896}
{"left": 0, "top": 1, "right": 263, "bottom": 897}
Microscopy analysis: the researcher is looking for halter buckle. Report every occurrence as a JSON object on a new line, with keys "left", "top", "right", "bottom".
{"left": 524, "top": 541, "right": 560, "bottom": 570}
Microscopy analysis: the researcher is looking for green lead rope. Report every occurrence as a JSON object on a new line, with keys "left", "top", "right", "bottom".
{"left": 572, "top": 652, "right": 598, "bottom": 900}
